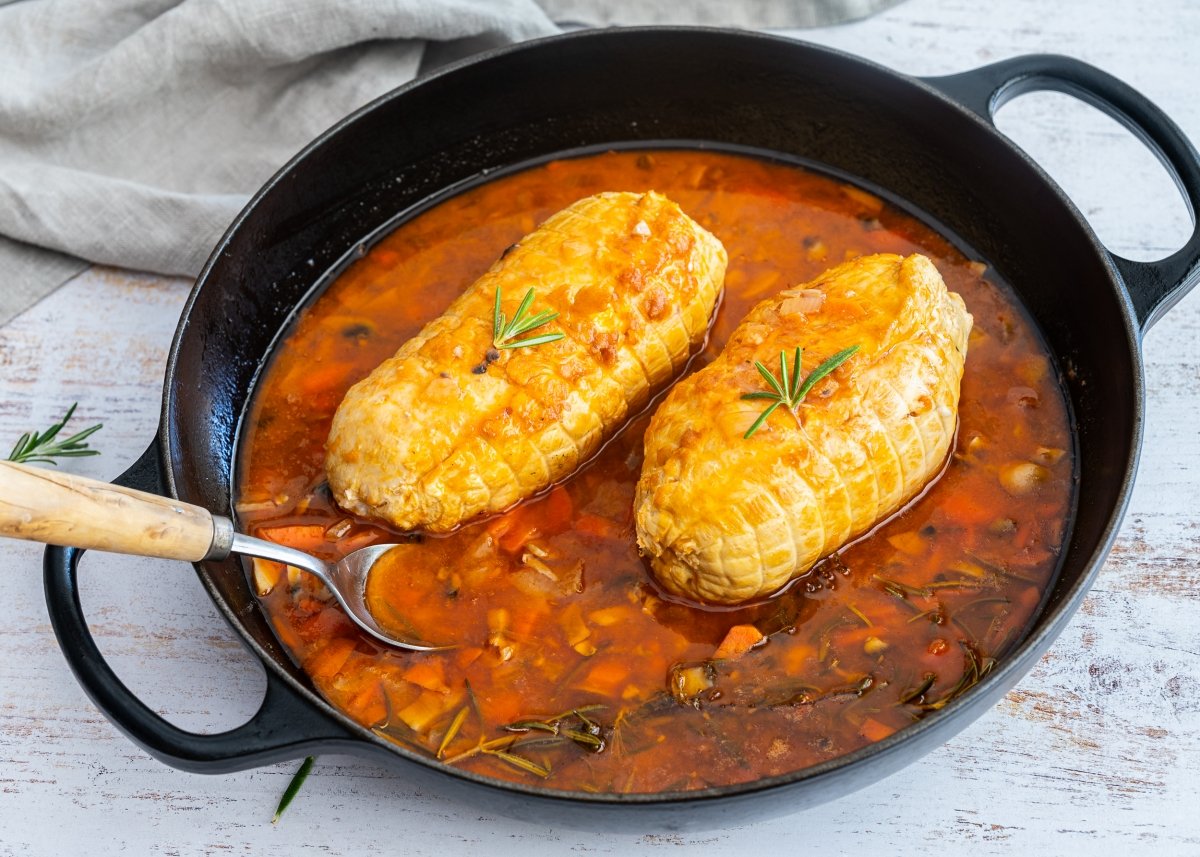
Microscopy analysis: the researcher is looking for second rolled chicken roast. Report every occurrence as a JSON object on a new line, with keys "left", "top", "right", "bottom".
{"left": 635, "top": 253, "right": 973, "bottom": 604}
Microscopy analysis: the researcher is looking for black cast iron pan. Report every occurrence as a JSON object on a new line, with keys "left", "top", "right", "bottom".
{"left": 42, "top": 28, "right": 1200, "bottom": 830}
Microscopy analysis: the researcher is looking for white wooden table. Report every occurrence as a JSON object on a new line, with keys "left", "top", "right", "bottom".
{"left": 2, "top": 1, "right": 1198, "bottom": 853}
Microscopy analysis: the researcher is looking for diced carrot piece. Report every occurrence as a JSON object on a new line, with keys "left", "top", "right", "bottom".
{"left": 380, "top": 680, "right": 422, "bottom": 718}
{"left": 335, "top": 530, "right": 382, "bottom": 553}
{"left": 542, "top": 486, "right": 574, "bottom": 530}
{"left": 359, "top": 699, "right": 389, "bottom": 727}
{"left": 558, "top": 602, "right": 590, "bottom": 646}
{"left": 305, "top": 637, "right": 356, "bottom": 680}
{"left": 575, "top": 514, "right": 621, "bottom": 539}
{"left": 486, "top": 513, "right": 516, "bottom": 539}
{"left": 859, "top": 717, "right": 897, "bottom": 743}
{"left": 577, "top": 658, "right": 630, "bottom": 696}
{"left": 588, "top": 606, "right": 634, "bottom": 627}
{"left": 499, "top": 517, "right": 540, "bottom": 553}
{"left": 270, "top": 616, "right": 302, "bottom": 652}
{"left": 940, "top": 492, "right": 995, "bottom": 526}
{"left": 487, "top": 608, "right": 510, "bottom": 635}
{"left": 402, "top": 660, "right": 448, "bottom": 693}
{"left": 259, "top": 524, "right": 327, "bottom": 550}
{"left": 487, "top": 503, "right": 546, "bottom": 553}
{"left": 713, "top": 624, "right": 764, "bottom": 661}
{"left": 299, "top": 606, "right": 355, "bottom": 641}
{"left": 397, "top": 690, "right": 451, "bottom": 733}
{"left": 295, "top": 362, "right": 349, "bottom": 398}
{"left": 455, "top": 647, "right": 485, "bottom": 669}
{"left": 784, "top": 643, "right": 817, "bottom": 673}
{"left": 509, "top": 603, "right": 545, "bottom": 639}
{"left": 347, "top": 681, "right": 388, "bottom": 726}
{"left": 488, "top": 490, "right": 570, "bottom": 551}
{"left": 477, "top": 688, "right": 525, "bottom": 725}
{"left": 886, "top": 530, "right": 926, "bottom": 556}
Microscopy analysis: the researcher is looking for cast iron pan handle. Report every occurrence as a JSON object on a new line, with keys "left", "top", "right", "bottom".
{"left": 43, "top": 440, "right": 356, "bottom": 773}
{"left": 925, "top": 54, "right": 1200, "bottom": 334}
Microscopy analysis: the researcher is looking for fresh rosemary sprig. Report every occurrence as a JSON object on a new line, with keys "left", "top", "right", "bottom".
{"left": 492, "top": 286, "right": 565, "bottom": 351}
{"left": 908, "top": 642, "right": 996, "bottom": 712}
{"left": 481, "top": 746, "right": 552, "bottom": 778}
{"left": 271, "top": 755, "right": 315, "bottom": 824}
{"left": 741, "top": 345, "right": 859, "bottom": 439}
{"left": 6, "top": 403, "right": 103, "bottom": 465}
{"left": 436, "top": 704, "right": 471, "bottom": 759}
{"left": 440, "top": 704, "right": 608, "bottom": 776}
{"left": 504, "top": 705, "right": 607, "bottom": 752}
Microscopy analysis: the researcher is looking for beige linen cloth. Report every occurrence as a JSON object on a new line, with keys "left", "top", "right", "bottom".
{"left": 0, "top": 0, "right": 901, "bottom": 324}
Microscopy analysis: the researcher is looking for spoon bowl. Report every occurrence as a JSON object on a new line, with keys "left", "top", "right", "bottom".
{"left": 0, "top": 460, "right": 440, "bottom": 651}
{"left": 229, "top": 534, "right": 447, "bottom": 650}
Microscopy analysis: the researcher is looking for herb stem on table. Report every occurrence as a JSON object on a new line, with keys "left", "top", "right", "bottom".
{"left": 272, "top": 756, "right": 315, "bottom": 824}
{"left": 741, "top": 345, "right": 859, "bottom": 439}
{"left": 6, "top": 402, "right": 103, "bottom": 465}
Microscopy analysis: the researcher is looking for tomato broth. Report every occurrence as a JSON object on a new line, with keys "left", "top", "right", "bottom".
{"left": 236, "top": 150, "right": 1075, "bottom": 793}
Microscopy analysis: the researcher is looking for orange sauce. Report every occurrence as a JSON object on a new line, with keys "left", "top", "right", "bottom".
{"left": 236, "top": 150, "right": 1074, "bottom": 793}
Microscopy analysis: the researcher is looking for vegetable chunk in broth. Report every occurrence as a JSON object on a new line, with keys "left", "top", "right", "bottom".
{"left": 236, "top": 150, "right": 1075, "bottom": 793}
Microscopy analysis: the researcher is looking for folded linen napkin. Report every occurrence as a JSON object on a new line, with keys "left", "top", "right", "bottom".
{"left": 0, "top": 0, "right": 901, "bottom": 325}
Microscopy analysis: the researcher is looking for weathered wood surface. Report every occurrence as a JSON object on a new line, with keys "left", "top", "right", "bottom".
{"left": 1, "top": 0, "right": 1198, "bottom": 853}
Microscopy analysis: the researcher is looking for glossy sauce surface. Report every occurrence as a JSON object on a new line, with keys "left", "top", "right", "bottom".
{"left": 237, "top": 150, "right": 1074, "bottom": 793}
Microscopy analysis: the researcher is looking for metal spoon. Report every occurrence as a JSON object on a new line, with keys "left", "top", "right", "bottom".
{"left": 0, "top": 460, "right": 444, "bottom": 651}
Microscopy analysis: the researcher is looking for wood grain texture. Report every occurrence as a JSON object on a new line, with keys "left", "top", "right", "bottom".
{"left": 1, "top": 1, "right": 1198, "bottom": 854}
{"left": 0, "top": 461, "right": 216, "bottom": 561}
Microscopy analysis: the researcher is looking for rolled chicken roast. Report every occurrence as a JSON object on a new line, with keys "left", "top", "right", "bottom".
{"left": 635, "top": 253, "right": 973, "bottom": 604}
{"left": 326, "top": 191, "right": 727, "bottom": 532}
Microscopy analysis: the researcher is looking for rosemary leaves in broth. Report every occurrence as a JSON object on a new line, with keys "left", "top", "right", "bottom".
{"left": 236, "top": 149, "right": 1075, "bottom": 794}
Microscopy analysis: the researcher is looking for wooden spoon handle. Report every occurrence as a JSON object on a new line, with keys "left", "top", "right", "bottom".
{"left": 0, "top": 460, "right": 218, "bottom": 561}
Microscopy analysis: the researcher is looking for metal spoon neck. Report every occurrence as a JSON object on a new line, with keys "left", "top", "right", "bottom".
{"left": 227, "top": 529, "right": 334, "bottom": 585}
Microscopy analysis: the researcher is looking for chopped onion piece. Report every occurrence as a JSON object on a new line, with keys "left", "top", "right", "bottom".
{"left": 235, "top": 499, "right": 277, "bottom": 514}
{"left": 999, "top": 461, "right": 1050, "bottom": 496}
{"left": 487, "top": 608, "right": 509, "bottom": 635}
{"left": 521, "top": 553, "right": 558, "bottom": 580}
{"left": 252, "top": 558, "right": 284, "bottom": 596}
{"left": 1035, "top": 446, "right": 1066, "bottom": 465}
{"left": 669, "top": 662, "right": 715, "bottom": 704}
{"left": 1006, "top": 386, "right": 1039, "bottom": 408}
{"left": 840, "top": 184, "right": 884, "bottom": 214}
{"left": 524, "top": 540, "right": 552, "bottom": 559}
